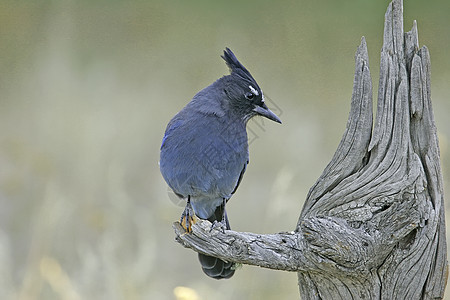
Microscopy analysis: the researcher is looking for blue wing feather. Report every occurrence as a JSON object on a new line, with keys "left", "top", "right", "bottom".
{"left": 160, "top": 109, "right": 248, "bottom": 219}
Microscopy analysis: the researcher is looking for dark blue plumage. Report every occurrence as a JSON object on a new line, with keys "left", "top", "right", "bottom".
{"left": 160, "top": 48, "right": 281, "bottom": 279}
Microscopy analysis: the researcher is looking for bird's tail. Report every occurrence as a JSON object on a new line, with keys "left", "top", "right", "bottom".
{"left": 198, "top": 204, "right": 236, "bottom": 279}
{"left": 198, "top": 253, "right": 235, "bottom": 279}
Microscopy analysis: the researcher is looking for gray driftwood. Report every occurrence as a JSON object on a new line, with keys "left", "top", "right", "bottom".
{"left": 173, "top": 0, "right": 448, "bottom": 298}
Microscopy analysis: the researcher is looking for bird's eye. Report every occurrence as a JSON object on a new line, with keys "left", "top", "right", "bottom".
{"left": 244, "top": 92, "right": 254, "bottom": 100}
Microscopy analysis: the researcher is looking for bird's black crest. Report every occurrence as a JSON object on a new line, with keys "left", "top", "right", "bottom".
{"left": 221, "top": 48, "right": 258, "bottom": 86}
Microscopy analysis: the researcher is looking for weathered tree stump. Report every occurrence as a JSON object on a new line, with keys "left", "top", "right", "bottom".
{"left": 173, "top": 0, "right": 448, "bottom": 298}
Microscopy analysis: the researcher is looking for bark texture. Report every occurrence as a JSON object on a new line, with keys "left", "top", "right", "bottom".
{"left": 173, "top": 0, "right": 448, "bottom": 298}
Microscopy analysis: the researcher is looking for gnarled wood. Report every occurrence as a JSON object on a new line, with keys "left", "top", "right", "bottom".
{"left": 173, "top": 0, "right": 447, "bottom": 298}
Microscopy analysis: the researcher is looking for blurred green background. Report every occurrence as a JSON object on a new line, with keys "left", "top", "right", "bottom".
{"left": 0, "top": 0, "right": 449, "bottom": 299}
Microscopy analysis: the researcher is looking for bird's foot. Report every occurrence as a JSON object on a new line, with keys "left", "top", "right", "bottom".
{"left": 210, "top": 220, "right": 227, "bottom": 233}
{"left": 180, "top": 201, "right": 197, "bottom": 233}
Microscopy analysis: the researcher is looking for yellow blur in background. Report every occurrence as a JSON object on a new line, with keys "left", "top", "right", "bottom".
{"left": 0, "top": 0, "right": 449, "bottom": 299}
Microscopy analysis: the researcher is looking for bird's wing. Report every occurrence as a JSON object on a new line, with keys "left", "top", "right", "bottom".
{"left": 161, "top": 111, "right": 249, "bottom": 200}
{"left": 231, "top": 161, "right": 248, "bottom": 195}
{"left": 161, "top": 118, "right": 184, "bottom": 150}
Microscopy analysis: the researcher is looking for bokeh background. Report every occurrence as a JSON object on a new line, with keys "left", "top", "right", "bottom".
{"left": 1, "top": 0, "right": 449, "bottom": 299}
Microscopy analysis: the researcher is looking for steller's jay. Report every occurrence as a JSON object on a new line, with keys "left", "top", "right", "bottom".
{"left": 160, "top": 48, "right": 281, "bottom": 279}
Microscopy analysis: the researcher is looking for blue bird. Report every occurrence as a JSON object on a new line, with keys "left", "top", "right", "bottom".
{"left": 160, "top": 48, "right": 281, "bottom": 279}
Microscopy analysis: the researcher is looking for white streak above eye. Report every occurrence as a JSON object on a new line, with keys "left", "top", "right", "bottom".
{"left": 249, "top": 85, "right": 259, "bottom": 96}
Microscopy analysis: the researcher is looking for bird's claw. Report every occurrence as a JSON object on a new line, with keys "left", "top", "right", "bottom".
{"left": 180, "top": 202, "right": 197, "bottom": 233}
{"left": 210, "top": 220, "right": 227, "bottom": 233}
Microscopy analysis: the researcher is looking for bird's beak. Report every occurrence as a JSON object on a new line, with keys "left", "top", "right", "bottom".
{"left": 253, "top": 104, "right": 282, "bottom": 124}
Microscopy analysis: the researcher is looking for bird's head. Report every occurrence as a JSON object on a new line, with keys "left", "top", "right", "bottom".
{"left": 221, "top": 48, "right": 281, "bottom": 124}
